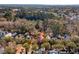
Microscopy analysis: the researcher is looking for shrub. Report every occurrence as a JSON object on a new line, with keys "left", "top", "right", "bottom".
{"left": 4, "top": 46, "right": 16, "bottom": 54}
{"left": 32, "top": 44, "right": 38, "bottom": 51}
{"left": 4, "top": 36, "right": 13, "bottom": 42}
{"left": 41, "top": 42, "right": 50, "bottom": 50}
{"left": 66, "top": 42, "right": 77, "bottom": 49}
{"left": 23, "top": 43, "right": 30, "bottom": 51}
{"left": 52, "top": 44, "right": 64, "bottom": 50}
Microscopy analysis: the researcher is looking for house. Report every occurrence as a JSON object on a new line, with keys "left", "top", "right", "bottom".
{"left": 12, "top": 9, "right": 20, "bottom": 12}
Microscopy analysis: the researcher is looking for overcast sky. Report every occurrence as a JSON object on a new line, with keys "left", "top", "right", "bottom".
{"left": 0, "top": 0, "right": 79, "bottom": 5}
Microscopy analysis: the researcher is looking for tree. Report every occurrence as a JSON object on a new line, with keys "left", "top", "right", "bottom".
{"left": 49, "top": 40, "right": 57, "bottom": 45}
{"left": 4, "top": 36, "right": 13, "bottom": 42}
{"left": 42, "top": 19, "right": 48, "bottom": 32}
{"left": 71, "top": 38, "right": 79, "bottom": 44}
{"left": 35, "top": 21, "right": 40, "bottom": 30}
{"left": 42, "top": 39, "right": 48, "bottom": 43}
{"left": 35, "top": 20, "right": 43, "bottom": 31}
{"left": 23, "top": 43, "right": 30, "bottom": 52}
{"left": 41, "top": 42, "right": 50, "bottom": 50}
{"left": 19, "top": 25, "right": 27, "bottom": 34}
{"left": 66, "top": 41, "right": 76, "bottom": 49}
{"left": 4, "top": 11, "right": 13, "bottom": 21}
{"left": 50, "top": 23, "right": 61, "bottom": 37}
{"left": 66, "top": 41, "right": 77, "bottom": 53}
{"left": 4, "top": 46, "right": 16, "bottom": 54}
{"left": 52, "top": 44, "right": 64, "bottom": 50}
{"left": 32, "top": 43, "right": 38, "bottom": 51}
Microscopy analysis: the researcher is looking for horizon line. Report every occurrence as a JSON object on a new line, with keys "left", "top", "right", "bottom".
{"left": 0, "top": 4, "right": 79, "bottom": 5}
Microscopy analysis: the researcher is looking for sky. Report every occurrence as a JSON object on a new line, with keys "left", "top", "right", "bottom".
{"left": 0, "top": 0, "right": 79, "bottom": 5}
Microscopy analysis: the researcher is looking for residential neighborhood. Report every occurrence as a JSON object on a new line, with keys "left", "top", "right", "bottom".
{"left": 0, "top": 5, "right": 79, "bottom": 54}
